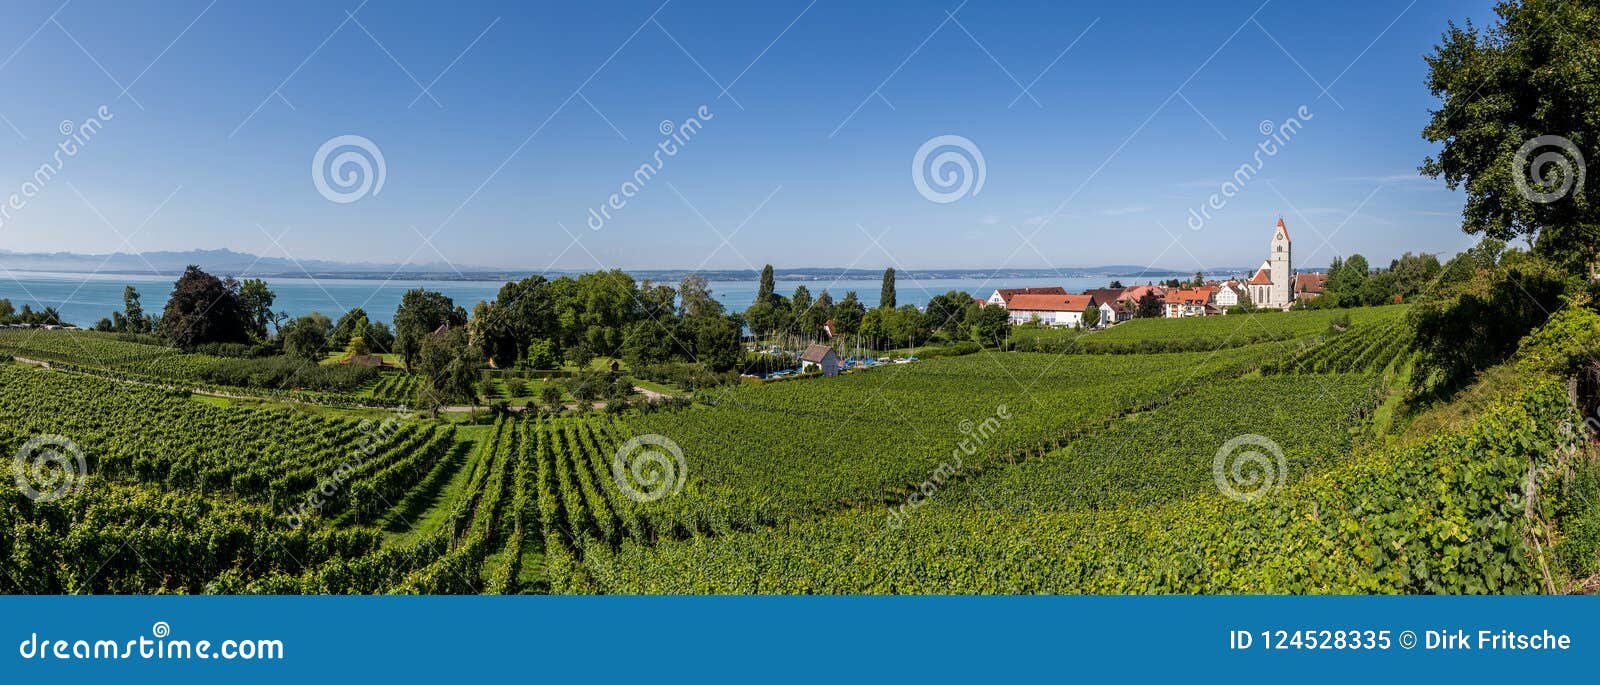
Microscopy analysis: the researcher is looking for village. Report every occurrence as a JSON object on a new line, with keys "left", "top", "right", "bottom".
{"left": 987, "top": 219, "right": 1325, "bottom": 329}
{"left": 775, "top": 219, "right": 1330, "bottom": 378}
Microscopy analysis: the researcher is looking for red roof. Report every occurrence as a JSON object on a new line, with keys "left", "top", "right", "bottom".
{"left": 1276, "top": 217, "right": 1290, "bottom": 241}
{"left": 1006, "top": 293, "right": 1096, "bottom": 312}
{"left": 1165, "top": 287, "right": 1216, "bottom": 306}
{"left": 1248, "top": 268, "right": 1273, "bottom": 285}
{"left": 995, "top": 286, "right": 1067, "bottom": 304}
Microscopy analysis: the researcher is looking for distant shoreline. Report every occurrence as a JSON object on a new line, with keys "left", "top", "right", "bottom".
{"left": 0, "top": 265, "right": 1239, "bottom": 283}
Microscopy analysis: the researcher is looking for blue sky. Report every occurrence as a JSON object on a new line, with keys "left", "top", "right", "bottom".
{"left": 0, "top": 0, "right": 1495, "bottom": 271}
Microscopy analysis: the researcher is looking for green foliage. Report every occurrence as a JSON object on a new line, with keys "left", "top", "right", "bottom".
{"left": 159, "top": 265, "right": 253, "bottom": 350}
{"left": 580, "top": 380, "right": 1577, "bottom": 594}
{"left": 1421, "top": 0, "right": 1600, "bottom": 271}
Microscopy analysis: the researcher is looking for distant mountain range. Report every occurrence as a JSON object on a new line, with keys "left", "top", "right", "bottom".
{"left": 0, "top": 248, "right": 1248, "bottom": 282}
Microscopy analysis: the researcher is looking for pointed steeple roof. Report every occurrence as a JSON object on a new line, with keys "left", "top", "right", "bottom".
{"left": 1276, "top": 217, "right": 1289, "bottom": 241}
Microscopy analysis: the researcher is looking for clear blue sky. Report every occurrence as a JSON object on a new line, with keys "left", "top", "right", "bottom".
{"left": 0, "top": 0, "right": 1496, "bottom": 272}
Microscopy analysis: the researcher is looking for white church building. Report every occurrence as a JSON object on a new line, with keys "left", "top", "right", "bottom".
{"left": 1246, "top": 218, "right": 1294, "bottom": 309}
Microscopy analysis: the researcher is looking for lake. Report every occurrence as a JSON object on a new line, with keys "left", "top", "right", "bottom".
{"left": 0, "top": 271, "right": 1136, "bottom": 327}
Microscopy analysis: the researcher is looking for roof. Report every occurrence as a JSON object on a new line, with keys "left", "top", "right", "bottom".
{"left": 1276, "top": 217, "right": 1290, "bottom": 242}
{"left": 994, "top": 286, "right": 1067, "bottom": 304}
{"left": 1006, "top": 293, "right": 1096, "bottom": 312}
{"left": 1248, "top": 260, "right": 1274, "bottom": 285}
{"left": 1165, "top": 287, "right": 1216, "bottom": 306}
{"left": 800, "top": 343, "right": 835, "bottom": 363}
{"left": 1293, "top": 272, "right": 1327, "bottom": 294}
{"left": 1120, "top": 285, "right": 1166, "bottom": 303}
{"left": 1081, "top": 288, "right": 1124, "bottom": 304}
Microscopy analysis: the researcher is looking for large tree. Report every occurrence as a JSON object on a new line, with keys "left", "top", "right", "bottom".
{"left": 281, "top": 312, "right": 333, "bottom": 360}
{"left": 757, "top": 264, "right": 775, "bottom": 304}
{"left": 237, "top": 278, "right": 283, "bottom": 339}
{"left": 160, "top": 265, "right": 252, "bottom": 350}
{"left": 121, "top": 286, "right": 150, "bottom": 333}
{"left": 393, "top": 289, "right": 468, "bottom": 371}
{"left": 879, "top": 267, "right": 896, "bottom": 309}
{"left": 1421, "top": 0, "right": 1600, "bottom": 272}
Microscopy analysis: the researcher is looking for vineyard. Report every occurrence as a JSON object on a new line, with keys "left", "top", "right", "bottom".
{"left": 1260, "top": 319, "right": 1414, "bottom": 374}
{"left": 5, "top": 300, "right": 1599, "bottom": 596}
{"left": 945, "top": 373, "right": 1383, "bottom": 513}
{"left": 0, "top": 329, "right": 218, "bottom": 381}
{"left": 577, "top": 379, "right": 1580, "bottom": 593}
{"left": 365, "top": 373, "right": 424, "bottom": 405}
{"left": 1078, "top": 305, "right": 1407, "bottom": 349}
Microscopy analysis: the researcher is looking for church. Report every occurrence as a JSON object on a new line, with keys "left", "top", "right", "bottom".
{"left": 1246, "top": 219, "right": 1294, "bottom": 309}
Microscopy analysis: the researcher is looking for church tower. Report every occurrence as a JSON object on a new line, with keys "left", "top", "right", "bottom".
{"left": 1269, "top": 218, "right": 1291, "bottom": 307}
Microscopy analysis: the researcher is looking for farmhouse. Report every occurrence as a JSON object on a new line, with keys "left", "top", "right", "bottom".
{"left": 799, "top": 343, "right": 839, "bottom": 376}
{"left": 1005, "top": 294, "right": 1098, "bottom": 327}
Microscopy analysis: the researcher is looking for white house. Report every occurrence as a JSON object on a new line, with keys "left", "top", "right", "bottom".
{"left": 799, "top": 343, "right": 839, "bottom": 376}
{"left": 987, "top": 286, "right": 1067, "bottom": 308}
{"left": 1006, "top": 294, "right": 1097, "bottom": 327}
{"left": 1214, "top": 280, "right": 1245, "bottom": 310}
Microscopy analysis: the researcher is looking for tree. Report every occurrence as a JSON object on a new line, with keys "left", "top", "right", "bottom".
{"left": 1324, "top": 254, "right": 1370, "bottom": 307}
{"left": 1083, "top": 303, "right": 1101, "bottom": 329}
{"left": 393, "top": 289, "right": 467, "bottom": 371}
{"left": 1136, "top": 291, "right": 1164, "bottom": 318}
{"left": 1421, "top": 0, "right": 1600, "bottom": 272}
{"left": 789, "top": 286, "right": 813, "bottom": 334}
{"left": 237, "top": 278, "right": 282, "bottom": 339}
{"left": 970, "top": 304, "right": 1009, "bottom": 346}
{"left": 121, "top": 286, "right": 150, "bottom": 333}
{"left": 832, "top": 291, "right": 866, "bottom": 336}
{"left": 160, "top": 265, "right": 252, "bottom": 350}
{"left": 330, "top": 308, "right": 371, "bottom": 350}
{"left": 1109, "top": 280, "right": 1125, "bottom": 289}
{"left": 924, "top": 290, "right": 973, "bottom": 337}
{"left": 523, "top": 338, "right": 560, "bottom": 370}
{"left": 757, "top": 264, "right": 776, "bottom": 304}
{"left": 678, "top": 274, "right": 722, "bottom": 319}
{"left": 880, "top": 267, "right": 897, "bottom": 309}
{"left": 540, "top": 384, "right": 564, "bottom": 410}
{"left": 281, "top": 312, "right": 332, "bottom": 360}
{"left": 1191, "top": 271, "right": 1205, "bottom": 288}
{"left": 416, "top": 326, "right": 484, "bottom": 411}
